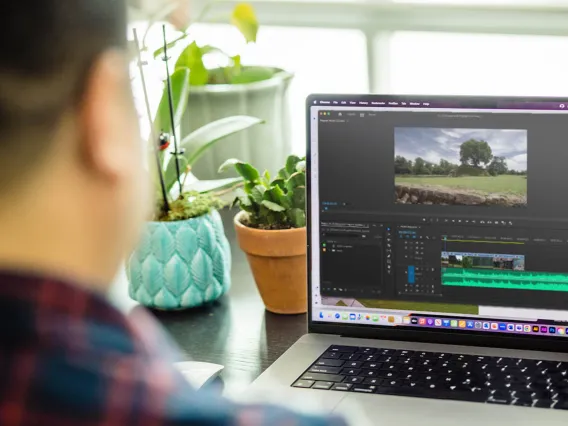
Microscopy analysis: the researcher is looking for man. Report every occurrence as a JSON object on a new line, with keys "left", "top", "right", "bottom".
{"left": 0, "top": 2, "right": 345, "bottom": 425}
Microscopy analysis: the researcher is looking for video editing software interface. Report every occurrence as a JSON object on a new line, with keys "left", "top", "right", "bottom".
{"left": 310, "top": 96, "right": 568, "bottom": 338}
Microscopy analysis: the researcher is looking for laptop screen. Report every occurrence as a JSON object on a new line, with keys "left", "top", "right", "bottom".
{"left": 309, "top": 95, "right": 568, "bottom": 339}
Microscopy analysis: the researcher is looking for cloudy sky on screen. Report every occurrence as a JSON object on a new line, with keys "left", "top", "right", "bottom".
{"left": 394, "top": 127, "right": 528, "bottom": 171}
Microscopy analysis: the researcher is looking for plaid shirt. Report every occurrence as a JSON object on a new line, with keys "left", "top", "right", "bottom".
{"left": 0, "top": 271, "right": 347, "bottom": 426}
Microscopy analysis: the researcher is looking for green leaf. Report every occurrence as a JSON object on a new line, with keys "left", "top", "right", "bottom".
{"left": 230, "top": 67, "right": 275, "bottom": 85}
{"left": 291, "top": 186, "right": 306, "bottom": 209}
{"left": 182, "top": 116, "right": 264, "bottom": 167}
{"left": 231, "top": 3, "right": 259, "bottom": 43}
{"left": 175, "top": 42, "right": 208, "bottom": 85}
{"left": 218, "top": 158, "right": 260, "bottom": 182}
{"left": 277, "top": 168, "right": 290, "bottom": 180}
{"left": 250, "top": 185, "right": 266, "bottom": 204}
{"left": 201, "top": 45, "right": 227, "bottom": 56}
{"left": 272, "top": 179, "right": 286, "bottom": 191}
{"left": 153, "top": 68, "right": 190, "bottom": 135}
{"left": 296, "top": 160, "right": 306, "bottom": 173}
{"left": 244, "top": 181, "right": 255, "bottom": 193}
{"left": 286, "top": 171, "right": 306, "bottom": 191}
{"left": 264, "top": 185, "right": 284, "bottom": 202}
{"left": 262, "top": 200, "right": 286, "bottom": 212}
{"left": 153, "top": 33, "right": 188, "bottom": 59}
{"left": 235, "top": 188, "right": 252, "bottom": 207}
{"left": 263, "top": 170, "right": 270, "bottom": 183}
{"left": 286, "top": 155, "right": 302, "bottom": 175}
{"left": 232, "top": 55, "right": 242, "bottom": 74}
{"left": 288, "top": 208, "right": 306, "bottom": 228}
{"left": 237, "top": 163, "right": 261, "bottom": 182}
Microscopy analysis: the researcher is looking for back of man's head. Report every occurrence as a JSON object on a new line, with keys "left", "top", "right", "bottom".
{"left": 0, "top": 1, "right": 150, "bottom": 287}
{"left": 0, "top": 1, "right": 127, "bottom": 190}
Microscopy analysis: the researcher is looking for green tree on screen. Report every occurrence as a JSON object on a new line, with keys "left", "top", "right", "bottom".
{"left": 460, "top": 139, "right": 493, "bottom": 168}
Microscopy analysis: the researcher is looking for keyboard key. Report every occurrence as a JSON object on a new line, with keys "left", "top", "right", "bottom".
{"left": 301, "top": 373, "right": 344, "bottom": 383}
{"left": 340, "top": 353, "right": 361, "bottom": 361}
{"left": 488, "top": 391, "right": 512, "bottom": 404}
{"left": 534, "top": 399, "right": 553, "bottom": 409}
{"left": 363, "top": 362, "right": 381, "bottom": 369}
{"left": 331, "top": 383, "right": 353, "bottom": 392}
{"left": 532, "top": 390, "right": 554, "bottom": 401}
{"left": 553, "top": 400, "right": 568, "bottom": 410}
{"left": 309, "top": 366, "right": 341, "bottom": 374}
{"left": 357, "top": 347, "right": 377, "bottom": 355}
{"left": 313, "top": 381, "right": 334, "bottom": 390}
{"left": 362, "top": 370, "right": 378, "bottom": 377}
{"left": 329, "top": 345, "right": 357, "bottom": 353}
{"left": 341, "top": 368, "right": 361, "bottom": 376}
{"left": 293, "top": 380, "right": 314, "bottom": 388}
{"left": 345, "top": 376, "right": 364, "bottom": 384}
{"left": 513, "top": 399, "right": 533, "bottom": 407}
{"left": 345, "top": 361, "right": 363, "bottom": 369}
{"left": 513, "top": 391, "right": 533, "bottom": 401}
{"left": 322, "top": 352, "right": 340, "bottom": 360}
{"left": 315, "top": 359, "right": 345, "bottom": 367}
{"left": 382, "top": 364, "right": 399, "bottom": 371}
{"left": 352, "top": 385, "right": 378, "bottom": 394}
{"left": 361, "top": 354, "right": 379, "bottom": 362}
{"left": 383, "top": 379, "right": 403, "bottom": 387}
{"left": 363, "top": 378, "right": 381, "bottom": 385}
{"left": 380, "top": 371, "right": 398, "bottom": 379}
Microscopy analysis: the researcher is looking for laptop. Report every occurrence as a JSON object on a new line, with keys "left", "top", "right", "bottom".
{"left": 247, "top": 94, "right": 568, "bottom": 425}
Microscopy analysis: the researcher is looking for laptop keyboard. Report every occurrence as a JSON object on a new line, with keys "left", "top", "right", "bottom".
{"left": 292, "top": 345, "right": 568, "bottom": 409}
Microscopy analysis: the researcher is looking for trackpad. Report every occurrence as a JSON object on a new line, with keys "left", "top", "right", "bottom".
{"left": 333, "top": 393, "right": 567, "bottom": 426}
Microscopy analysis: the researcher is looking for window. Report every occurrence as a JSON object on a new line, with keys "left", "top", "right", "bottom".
{"left": 387, "top": 32, "right": 568, "bottom": 96}
{"left": 187, "top": 24, "right": 369, "bottom": 153}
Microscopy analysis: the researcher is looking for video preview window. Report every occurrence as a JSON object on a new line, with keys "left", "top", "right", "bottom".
{"left": 394, "top": 128, "right": 528, "bottom": 207}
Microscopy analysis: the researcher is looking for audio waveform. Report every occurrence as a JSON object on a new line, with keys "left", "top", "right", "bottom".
{"left": 442, "top": 268, "right": 568, "bottom": 292}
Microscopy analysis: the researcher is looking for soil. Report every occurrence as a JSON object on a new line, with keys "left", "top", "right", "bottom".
{"left": 240, "top": 217, "right": 293, "bottom": 231}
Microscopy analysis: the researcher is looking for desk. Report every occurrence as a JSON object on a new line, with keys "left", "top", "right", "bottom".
{"left": 111, "top": 208, "right": 307, "bottom": 393}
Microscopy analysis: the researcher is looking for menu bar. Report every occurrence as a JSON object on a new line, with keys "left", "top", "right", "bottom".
{"left": 311, "top": 96, "right": 568, "bottom": 112}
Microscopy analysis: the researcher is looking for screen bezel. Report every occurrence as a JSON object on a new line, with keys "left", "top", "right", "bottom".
{"left": 306, "top": 93, "right": 568, "bottom": 353}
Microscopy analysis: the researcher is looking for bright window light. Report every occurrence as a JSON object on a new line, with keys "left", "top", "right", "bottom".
{"left": 182, "top": 24, "right": 369, "bottom": 154}
{"left": 387, "top": 32, "right": 568, "bottom": 96}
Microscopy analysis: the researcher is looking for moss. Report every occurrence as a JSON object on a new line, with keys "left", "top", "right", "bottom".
{"left": 156, "top": 192, "right": 225, "bottom": 222}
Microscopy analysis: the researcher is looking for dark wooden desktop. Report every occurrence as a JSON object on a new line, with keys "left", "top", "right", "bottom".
{"left": 136, "top": 208, "right": 307, "bottom": 390}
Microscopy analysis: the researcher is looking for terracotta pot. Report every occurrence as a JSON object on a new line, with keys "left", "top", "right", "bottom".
{"left": 234, "top": 211, "right": 307, "bottom": 315}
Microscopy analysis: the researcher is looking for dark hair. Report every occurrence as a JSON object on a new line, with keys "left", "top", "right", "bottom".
{"left": 0, "top": 0, "right": 127, "bottom": 191}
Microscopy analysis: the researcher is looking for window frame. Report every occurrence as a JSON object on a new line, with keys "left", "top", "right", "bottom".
{"left": 191, "top": 0, "right": 568, "bottom": 91}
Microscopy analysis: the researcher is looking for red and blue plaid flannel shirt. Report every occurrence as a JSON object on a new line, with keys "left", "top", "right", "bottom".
{"left": 0, "top": 271, "right": 347, "bottom": 426}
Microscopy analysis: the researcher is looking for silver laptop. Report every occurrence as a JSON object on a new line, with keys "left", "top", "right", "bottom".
{"left": 248, "top": 94, "right": 568, "bottom": 425}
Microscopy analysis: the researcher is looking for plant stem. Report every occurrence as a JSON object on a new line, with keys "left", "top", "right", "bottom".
{"left": 162, "top": 25, "right": 184, "bottom": 196}
{"left": 133, "top": 29, "right": 170, "bottom": 214}
{"left": 181, "top": 166, "right": 192, "bottom": 189}
{"left": 214, "top": 182, "right": 244, "bottom": 197}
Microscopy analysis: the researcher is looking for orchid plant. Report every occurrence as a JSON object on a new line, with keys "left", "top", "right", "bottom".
{"left": 133, "top": 18, "right": 264, "bottom": 222}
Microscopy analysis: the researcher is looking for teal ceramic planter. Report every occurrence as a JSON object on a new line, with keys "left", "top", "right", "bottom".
{"left": 127, "top": 210, "right": 231, "bottom": 310}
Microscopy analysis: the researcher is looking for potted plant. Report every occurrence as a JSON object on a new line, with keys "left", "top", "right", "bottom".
{"left": 126, "top": 29, "right": 263, "bottom": 310}
{"left": 219, "top": 155, "right": 307, "bottom": 314}
{"left": 149, "top": 3, "right": 293, "bottom": 180}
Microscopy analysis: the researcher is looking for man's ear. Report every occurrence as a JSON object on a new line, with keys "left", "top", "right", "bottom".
{"left": 79, "top": 50, "right": 133, "bottom": 181}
